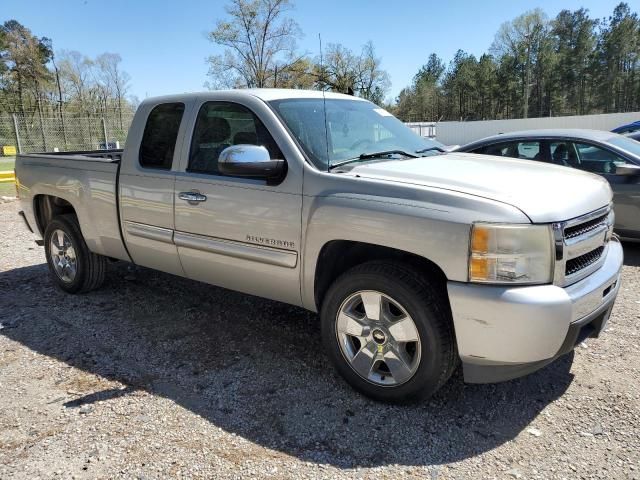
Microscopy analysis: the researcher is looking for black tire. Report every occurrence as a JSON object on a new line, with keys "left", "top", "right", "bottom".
{"left": 320, "top": 261, "right": 457, "bottom": 403}
{"left": 44, "top": 214, "right": 106, "bottom": 294}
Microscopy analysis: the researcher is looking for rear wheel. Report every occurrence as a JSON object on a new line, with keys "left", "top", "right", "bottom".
{"left": 321, "top": 261, "right": 457, "bottom": 403}
{"left": 44, "top": 215, "right": 106, "bottom": 293}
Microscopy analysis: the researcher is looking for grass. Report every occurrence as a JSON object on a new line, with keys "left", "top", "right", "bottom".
{"left": 0, "top": 156, "right": 15, "bottom": 172}
{"left": 0, "top": 182, "right": 16, "bottom": 197}
{"left": 0, "top": 157, "right": 16, "bottom": 197}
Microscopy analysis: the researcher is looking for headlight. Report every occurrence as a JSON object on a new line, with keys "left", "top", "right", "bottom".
{"left": 469, "top": 223, "right": 553, "bottom": 284}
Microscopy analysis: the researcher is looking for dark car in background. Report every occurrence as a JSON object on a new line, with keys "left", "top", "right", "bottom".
{"left": 612, "top": 120, "right": 640, "bottom": 135}
{"left": 624, "top": 130, "right": 640, "bottom": 143}
{"left": 456, "top": 129, "right": 640, "bottom": 240}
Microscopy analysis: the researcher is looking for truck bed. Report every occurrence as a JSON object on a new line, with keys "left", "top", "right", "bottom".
{"left": 20, "top": 148, "right": 124, "bottom": 163}
{"left": 15, "top": 150, "right": 130, "bottom": 263}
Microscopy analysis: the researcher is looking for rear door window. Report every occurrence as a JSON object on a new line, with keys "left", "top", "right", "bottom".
{"left": 513, "top": 141, "right": 541, "bottom": 160}
{"left": 550, "top": 141, "right": 579, "bottom": 167}
{"left": 475, "top": 141, "right": 542, "bottom": 160}
{"left": 139, "top": 103, "right": 185, "bottom": 170}
{"left": 472, "top": 142, "right": 511, "bottom": 156}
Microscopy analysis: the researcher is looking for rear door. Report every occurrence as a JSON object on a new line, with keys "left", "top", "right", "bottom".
{"left": 173, "top": 96, "right": 303, "bottom": 305}
{"left": 119, "top": 100, "right": 194, "bottom": 276}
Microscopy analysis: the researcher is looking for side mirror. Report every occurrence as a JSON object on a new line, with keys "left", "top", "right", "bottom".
{"left": 615, "top": 163, "right": 640, "bottom": 176}
{"left": 218, "top": 145, "right": 286, "bottom": 184}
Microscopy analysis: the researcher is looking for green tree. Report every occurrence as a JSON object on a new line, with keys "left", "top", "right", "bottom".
{"left": 491, "top": 9, "right": 549, "bottom": 118}
{"left": 475, "top": 54, "right": 498, "bottom": 119}
{"left": 414, "top": 53, "right": 445, "bottom": 120}
{"left": 596, "top": 2, "right": 640, "bottom": 112}
{"left": 394, "top": 53, "right": 445, "bottom": 121}
{"left": 0, "top": 27, "right": 7, "bottom": 78}
{"left": 0, "top": 20, "right": 52, "bottom": 115}
{"left": 552, "top": 8, "right": 598, "bottom": 115}
{"left": 530, "top": 25, "right": 556, "bottom": 117}
{"left": 442, "top": 50, "right": 478, "bottom": 120}
{"left": 494, "top": 54, "right": 519, "bottom": 118}
{"left": 414, "top": 53, "right": 445, "bottom": 86}
{"left": 397, "top": 3, "right": 640, "bottom": 121}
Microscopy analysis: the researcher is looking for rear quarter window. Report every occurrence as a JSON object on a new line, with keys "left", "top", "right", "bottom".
{"left": 139, "top": 103, "right": 185, "bottom": 170}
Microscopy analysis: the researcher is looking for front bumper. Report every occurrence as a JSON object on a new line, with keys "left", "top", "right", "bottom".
{"left": 447, "top": 237, "right": 623, "bottom": 383}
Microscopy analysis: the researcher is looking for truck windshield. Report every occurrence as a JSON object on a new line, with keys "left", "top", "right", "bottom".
{"left": 269, "top": 98, "right": 443, "bottom": 170}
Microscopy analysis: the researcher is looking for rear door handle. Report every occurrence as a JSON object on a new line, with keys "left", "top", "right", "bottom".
{"left": 178, "top": 192, "right": 207, "bottom": 204}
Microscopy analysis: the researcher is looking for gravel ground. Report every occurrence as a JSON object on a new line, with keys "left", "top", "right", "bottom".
{"left": 0, "top": 199, "right": 639, "bottom": 480}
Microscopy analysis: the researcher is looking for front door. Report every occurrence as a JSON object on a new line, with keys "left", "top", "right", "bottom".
{"left": 173, "top": 99, "right": 303, "bottom": 305}
{"left": 571, "top": 142, "right": 640, "bottom": 238}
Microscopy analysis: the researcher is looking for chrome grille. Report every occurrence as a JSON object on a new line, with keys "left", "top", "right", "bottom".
{"left": 565, "top": 246, "right": 605, "bottom": 276}
{"left": 564, "top": 213, "right": 608, "bottom": 240}
{"left": 553, "top": 205, "right": 613, "bottom": 286}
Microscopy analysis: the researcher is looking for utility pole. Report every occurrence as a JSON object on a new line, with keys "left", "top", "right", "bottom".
{"left": 523, "top": 32, "right": 531, "bottom": 119}
{"left": 101, "top": 118, "right": 109, "bottom": 150}
{"left": 12, "top": 114, "right": 22, "bottom": 154}
{"left": 51, "top": 51, "right": 68, "bottom": 149}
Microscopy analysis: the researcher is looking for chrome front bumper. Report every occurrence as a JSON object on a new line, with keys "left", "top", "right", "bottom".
{"left": 447, "top": 237, "right": 623, "bottom": 383}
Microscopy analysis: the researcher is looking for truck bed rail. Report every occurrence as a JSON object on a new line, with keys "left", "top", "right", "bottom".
{"left": 20, "top": 149, "right": 123, "bottom": 163}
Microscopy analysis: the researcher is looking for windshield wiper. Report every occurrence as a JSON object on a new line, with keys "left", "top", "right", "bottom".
{"left": 359, "top": 149, "right": 419, "bottom": 160}
{"left": 328, "top": 150, "right": 419, "bottom": 171}
{"left": 415, "top": 146, "right": 445, "bottom": 153}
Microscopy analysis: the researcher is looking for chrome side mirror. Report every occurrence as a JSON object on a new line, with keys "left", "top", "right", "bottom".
{"left": 615, "top": 163, "right": 640, "bottom": 176}
{"left": 218, "top": 145, "right": 286, "bottom": 183}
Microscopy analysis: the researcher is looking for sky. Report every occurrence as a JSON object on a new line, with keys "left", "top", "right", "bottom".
{"left": 4, "top": 0, "right": 639, "bottom": 102}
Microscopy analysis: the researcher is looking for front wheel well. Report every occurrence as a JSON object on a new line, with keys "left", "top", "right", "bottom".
{"left": 33, "top": 195, "right": 77, "bottom": 236}
{"left": 313, "top": 240, "right": 448, "bottom": 310}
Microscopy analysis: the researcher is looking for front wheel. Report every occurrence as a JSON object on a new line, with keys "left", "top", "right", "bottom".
{"left": 44, "top": 215, "right": 106, "bottom": 293}
{"left": 320, "top": 261, "right": 457, "bottom": 403}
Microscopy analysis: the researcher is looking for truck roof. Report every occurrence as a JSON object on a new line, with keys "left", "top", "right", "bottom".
{"left": 139, "top": 88, "right": 368, "bottom": 106}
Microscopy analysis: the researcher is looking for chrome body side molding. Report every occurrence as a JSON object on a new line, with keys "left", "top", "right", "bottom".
{"left": 174, "top": 231, "right": 298, "bottom": 268}
{"left": 124, "top": 221, "right": 174, "bottom": 244}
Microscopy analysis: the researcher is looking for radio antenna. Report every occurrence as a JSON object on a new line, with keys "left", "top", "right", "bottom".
{"left": 319, "top": 33, "right": 330, "bottom": 172}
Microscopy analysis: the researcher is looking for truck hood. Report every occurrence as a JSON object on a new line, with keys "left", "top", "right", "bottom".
{"left": 348, "top": 152, "right": 612, "bottom": 223}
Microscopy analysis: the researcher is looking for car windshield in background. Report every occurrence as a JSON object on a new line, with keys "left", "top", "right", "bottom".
{"left": 269, "top": 98, "right": 442, "bottom": 170}
{"left": 608, "top": 135, "right": 640, "bottom": 160}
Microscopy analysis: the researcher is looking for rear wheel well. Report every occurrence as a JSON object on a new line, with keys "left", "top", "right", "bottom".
{"left": 33, "top": 195, "right": 77, "bottom": 235}
{"left": 314, "top": 240, "right": 448, "bottom": 310}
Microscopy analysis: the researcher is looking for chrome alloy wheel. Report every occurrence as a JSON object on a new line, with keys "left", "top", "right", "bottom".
{"left": 335, "top": 290, "right": 421, "bottom": 386}
{"left": 49, "top": 229, "right": 77, "bottom": 283}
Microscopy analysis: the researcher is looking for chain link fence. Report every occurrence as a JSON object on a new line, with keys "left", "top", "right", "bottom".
{"left": 0, "top": 112, "right": 135, "bottom": 154}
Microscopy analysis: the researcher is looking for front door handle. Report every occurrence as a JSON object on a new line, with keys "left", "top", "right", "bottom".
{"left": 178, "top": 191, "right": 207, "bottom": 204}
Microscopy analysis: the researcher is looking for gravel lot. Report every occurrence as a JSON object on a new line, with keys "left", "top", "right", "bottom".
{"left": 1, "top": 199, "right": 639, "bottom": 479}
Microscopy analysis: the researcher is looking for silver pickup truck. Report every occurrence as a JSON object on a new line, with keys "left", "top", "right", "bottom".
{"left": 16, "top": 89, "right": 623, "bottom": 402}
